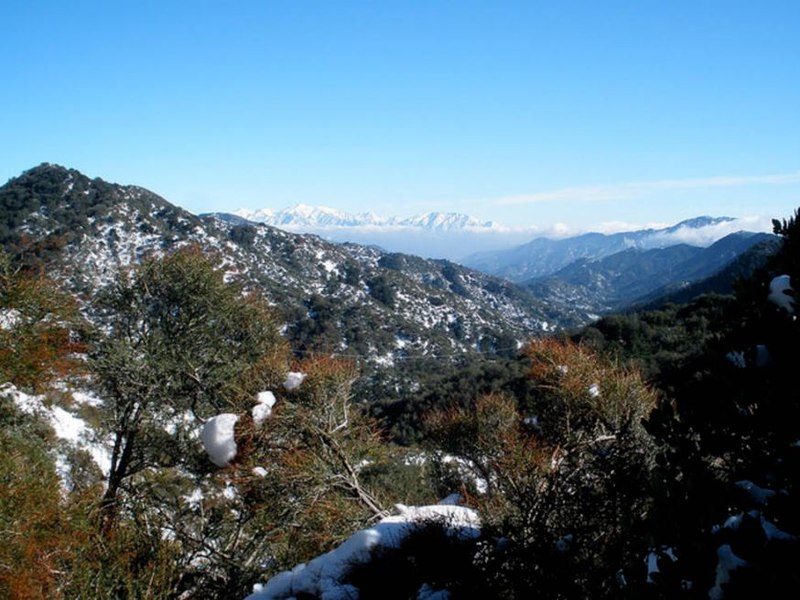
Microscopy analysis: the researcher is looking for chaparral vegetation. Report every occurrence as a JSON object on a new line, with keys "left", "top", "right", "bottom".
{"left": 1, "top": 167, "right": 798, "bottom": 599}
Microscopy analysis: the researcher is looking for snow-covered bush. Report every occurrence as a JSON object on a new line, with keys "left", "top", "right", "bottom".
{"left": 246, "top": 502, "right": 480, "bottom": 600}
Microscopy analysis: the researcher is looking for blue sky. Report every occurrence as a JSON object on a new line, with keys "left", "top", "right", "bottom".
{"left": 2, "top": 0, "right": 799, "bottom": 230}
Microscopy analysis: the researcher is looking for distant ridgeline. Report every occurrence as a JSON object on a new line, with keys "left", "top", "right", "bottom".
{"left": 0, "top": 164, "right": 556, "bottom": 361}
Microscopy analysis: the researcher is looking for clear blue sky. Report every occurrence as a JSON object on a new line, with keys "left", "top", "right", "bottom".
{"left": 2, "top": 0, "right": 799, "bottom": 230}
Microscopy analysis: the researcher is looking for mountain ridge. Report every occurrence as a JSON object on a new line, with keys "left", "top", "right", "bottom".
{"left": 525, "top": 230, "right": 778, "bottom": 323}
{"left": 462, "top": 216, "right": 758, "bottom": 281}
{"left": 0, "top": 164, "right": 560, "bottom": 364}
{"left": 227, "top": 204, "right": 501, "bottom": 233}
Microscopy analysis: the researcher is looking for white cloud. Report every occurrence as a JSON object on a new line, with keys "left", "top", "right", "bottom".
{"left": 647, "top": 215, "right": 775, "bottom": 247}
{"left": 493, "top": 172, "right": 800, "bottom": 206}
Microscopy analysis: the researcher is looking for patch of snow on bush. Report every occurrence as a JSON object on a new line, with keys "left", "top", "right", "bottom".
{"left": 251, "top": 404, "right": 271, "bottom": 427}
{"left": 283, "top": 372, "right": 306, "bottom": 391}
{"left": 725, "top": 351, "right": 746, "bottom": 369}
{"left": 245, "top": 502, "right": 480, "bottom": 600}
{"left": 709, "top": 544, "right": 747, "bottom": 600}
{"left": 768, "top": 274, "right": 795, "bottom": 314}
{"left": 252, "top": 391, "right": 277, "bottom": 427}
{"left": 755, "top": 344, "right": 772, "bottom": 367}
{"left": 416, "top": 584, "right": 450, "bottom": 600}
{"left": 735, "top": 480, "right": 776, "bottom": 505}
{"left": 2, "top": 383, "right": 111, "bottom": 477}
{"left": 256, "top": 391, "right": 277, "bottom": 408}
{"left": 0, "top": 308, "right": 22, "bottom": 329}
{"left": 201, "top": 414, "right": 239, "bottom": 467}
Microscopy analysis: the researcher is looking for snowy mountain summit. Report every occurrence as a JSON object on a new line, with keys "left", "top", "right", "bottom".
{"left": 231, "top": 205, "right": 500, "bottom": 233}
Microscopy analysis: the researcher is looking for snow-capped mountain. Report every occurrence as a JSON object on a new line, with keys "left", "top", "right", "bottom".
{"left": 221, "top": 206, "right": 520, "bottom": 260}
{"left": 2, "top": 165, "right": 776, "bottom": 339}
{"left": 225, "top": 205, "right": 772, "bottom": 265}
{"left": 233, "top": 204, "right": 388, "bottom": 229}
{"left": 230, "top": 205, "right": 499, "bottom": 233}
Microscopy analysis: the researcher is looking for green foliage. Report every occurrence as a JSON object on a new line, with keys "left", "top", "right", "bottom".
{"left": 90, "top": 246, "right": 287, "bottom": 532}
{"left": 228, "top": 224, "right": 258, "bottom": 247}
{"left": 574, "top": 294, "right": 735, "bottom": 386}
{"left": 86, "top": 256, "right": 395, "bottom": 597}
{"left": 367, "top": 274, "right": 396, "bottom": 307}
{"left": 0, "top": 394, "right": 75, "bottom": 599}
{"left": 560, "top": 206, "right": 800, "bottom": 597}
{"left": 0, "top": 390, "right": 180, "bottom": 600}
{"left": 0, "top": 164, "right": 201, "bottom": 269}
{"left": 364, "top": 354, "right": 537, "bottom": 445}
{"left": 420, "top": 340, "right": 659, "bottom": 599}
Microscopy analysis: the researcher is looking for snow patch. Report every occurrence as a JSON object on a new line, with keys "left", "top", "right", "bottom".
{"left": 735, "top": 480, "right": 776, "bottom": 505}
{"left": 0, "top": 308, "right": 22, "bottom": 329}
{"left": 283, "top": 372, "right": 306, "bottom": 391}
{"left": 252, "top": 391, "right": 277, "bottom": 427}
{"left": 2, "top": 383, "right": 111, "bottom": 478}
{"left": 709, "top": 545, "right": 747, "bottom": 600}
{"left": 725, "top": 351, "right": 746, "bottom": 369}
{"left": 768, "top": 274, "right": 795, "bottom": 314}
{"left": 201, "top": 414, "right": 239, "bottom": 467}
{"left": 246, "top": 503, "right": 480, "bottom": 600}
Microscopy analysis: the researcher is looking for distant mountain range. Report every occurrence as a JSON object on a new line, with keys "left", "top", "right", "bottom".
{"left": 461, "top": 216, "right": 765, "bottom": 281}
{"left": 224, "top": 205, "right": 773, "bottom": 264}
{"left": 216, "top": 204, "right": 781, "bottom": 324}
{"left": 215, "top": 205, "right": 524, "bottom": 260}
{"left": 2, "top": 164, "right": 781, "bottom": 343}
{"left": 230, "top": 204, "right": 503, "bottom": 233}
{"left": 525, "top": 231, "right": 778, "bottom": 323}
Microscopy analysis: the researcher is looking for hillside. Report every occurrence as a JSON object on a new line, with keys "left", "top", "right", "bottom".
{"left": 637, "top": 235, "right": 783, "bottom": 308}
{"left": 0, "top": 164, "right": 559, "bottom": 364}
{"left": 525, "top": 231, "right": 777, "bottom": 322}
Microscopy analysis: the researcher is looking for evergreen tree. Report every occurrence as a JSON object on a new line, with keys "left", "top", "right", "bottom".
{"left": 89, "top": 246, "right": 287, "bottom": 532}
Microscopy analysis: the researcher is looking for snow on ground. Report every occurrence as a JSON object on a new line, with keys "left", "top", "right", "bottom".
{"left": 2, "top": 382, "right": 112, "bottom": 478}
{"left": 0, "top": 308, "right": 22, "bottom": 329}
{"left": 70, "top": 389, "right": 104, "bottom": 407}
{"left": 404, "top": 452, "right": 488, "bottom": 494}
{"left": 322, "top": 259, "right": 339, "bottom": 275}
{"left": 245, "top": 501, "right": 480, "bottom": 600}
